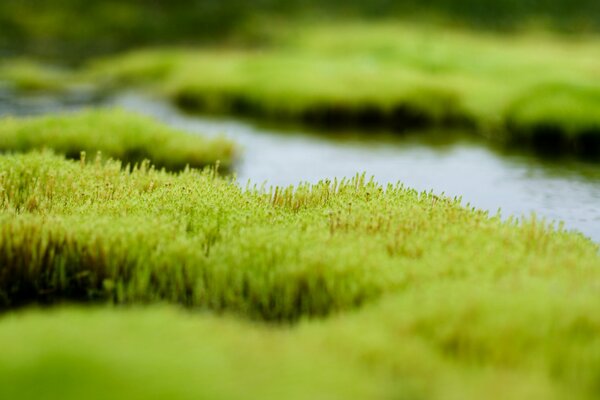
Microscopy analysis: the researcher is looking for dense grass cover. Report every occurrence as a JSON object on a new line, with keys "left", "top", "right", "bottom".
{"left": 85, "top": 23, "right": 600, "bottom": 158}
{"left": 0, "top": 153, "right": 598, "bottom": 397}
{"left": 1, "top": 152, "right": 599, "bottom": 317}
{"left": 0, "top": 109, "right": 236, "bottom": 171}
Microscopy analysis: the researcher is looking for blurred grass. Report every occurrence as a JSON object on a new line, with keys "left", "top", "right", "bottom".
{"left": 0, "top": 109, "right": 236, "bottom": 171}
{"left": 0, "top": 284, "right": 599, "bottom": 400}
{"left": 0, "top": 60, "right": 70, "bottom": 92}
{"left": 1, "top": 0, "right": 600, "bottom": 59}
{"left": 2, "top": 23, "right": 599, "bottom": 157}
{"left": 81, "top": 23, "right": 600, "bottom": 158}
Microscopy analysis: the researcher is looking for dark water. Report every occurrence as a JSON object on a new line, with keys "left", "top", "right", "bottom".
{"left": 1, "top": 90, "right": 599, "bottom": 241}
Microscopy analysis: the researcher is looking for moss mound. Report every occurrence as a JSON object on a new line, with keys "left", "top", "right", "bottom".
{"left": 0, "top": 152, "right": 597, "bottom": 321}
{"left": 0, "top": 109, "right": 236, "bottom": 171}
{"left": 505, "top": 83, "right": 600, "bottom": 158}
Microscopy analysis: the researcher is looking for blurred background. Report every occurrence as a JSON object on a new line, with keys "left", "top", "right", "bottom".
{"left": 1, "top": 0, "right": 600, "bottom": 59}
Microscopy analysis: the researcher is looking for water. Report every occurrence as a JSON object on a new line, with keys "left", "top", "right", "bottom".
{"left": 2, "top": 90, "right": 599, "bottom": 241}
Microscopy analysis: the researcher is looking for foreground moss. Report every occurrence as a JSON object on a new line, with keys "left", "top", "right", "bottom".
{"left": 0, "top": 60, "right": 72, "bottom": 92}
{"left": 0, "top": 292, "right": 598, "bottom": 400}
{"left": 1, "top": 152, "right": 598, "bottom": 319}
{"left": 0, "top": 109, "right": 236, "bottom": 171}
{"left": 85, "top": 23, "right": 600, "bottom": 158}
{"left": 0, "top": 152, "right": 599, "bottom": 398}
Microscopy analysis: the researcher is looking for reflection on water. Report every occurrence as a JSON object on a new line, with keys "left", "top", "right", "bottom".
{"left": 1, "top": 91, "right": 599, "bottom": 241}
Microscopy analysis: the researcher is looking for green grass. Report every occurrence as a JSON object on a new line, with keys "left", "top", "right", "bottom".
{"left": 2, "top": 151, "right": 598, "bottom": 319}
{"left": 0, "top": 109, "right": 236, "bottom": 171}
{"left": 83, "top": 23, "right": 600, "bottom": 157}
{"left": 0, "top": 152, "right": 599, "bottom": 398}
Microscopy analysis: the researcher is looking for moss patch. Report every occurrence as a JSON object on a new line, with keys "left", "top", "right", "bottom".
{"left": 0, "top": 109, "right": 236, "bottom": 171}
{"left": 0, "top": 152, "right": 597, "bottom": 321}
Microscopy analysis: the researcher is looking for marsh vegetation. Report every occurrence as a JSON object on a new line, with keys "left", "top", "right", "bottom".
{"left": 0, "top": 152, "right": 599, "bottom": 399}
{"left": 0, "top": 1, "right": 599, "bottom": 399}
{"left": 3, "top": 23, "right": 600, "bottom": 159}
{"left": 0, "top": 109, "right": 236, "bottom": 171}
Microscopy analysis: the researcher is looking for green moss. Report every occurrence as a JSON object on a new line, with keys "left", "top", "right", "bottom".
{"left": 88, "top": 45, "right": 479, "bottom": 129}
{"left": 0, "top": 60, "right": 71, "bottom": 92}
{"left": 0, "top": 152, "right": 598, "bottom": 320}
{"left": 505, "top": 83, "right": 600, "bottom": 157}
{"left": 0, "top": 307, "right": 549, "bottom": 399}
{"left": 6, "top": 23, "right": 600, "bottom": 156}
{"left": 0, "top": 152, "right": 598, "bottom": 398}
{"left": 0, "top": 281, "right": 598, "bottom": 400}
{"left": 0, "top": 109, "right": 236, "bottom": 171}
{"left": 81, "top": 23, "right": 600, "bottom": 155}
{"left": 88, "top": 50, "right": 182, "bottom": 87}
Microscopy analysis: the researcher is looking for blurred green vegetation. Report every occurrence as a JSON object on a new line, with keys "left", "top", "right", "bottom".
{"left": 0, "top": 60, "right": 69, "bottom": 92}
{"left": 0, "top": 302, "right": 599, "bottom": 400}
{"left": 81, "top": 23, "right": 600, "bottom": 158}
{"left": 1, "top": 3, "right": 599, "bottom": 397}
{"left": 2, "top": 22, "right": 599, "bottom": 157}
{"left": 0, "top": 109, "right": 236, "bottom": 171}
{"left": 1, "top": 0, "right": 600, "bottom": 59}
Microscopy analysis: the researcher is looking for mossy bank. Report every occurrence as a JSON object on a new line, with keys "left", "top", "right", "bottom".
{"left": 3, "top": 24, "right": 600, "bottom": 158}
{"left": 0, "top": 151, "right": 599, "bottom": 398}
{"left": 0, "top": 108, "right": 236, "bottom": 171}
{"left": 81, "top": 23, "right": 600, "bottom": 159}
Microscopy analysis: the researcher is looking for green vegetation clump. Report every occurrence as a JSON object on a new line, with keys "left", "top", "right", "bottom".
{"left": 0, "top": 60, "right": 70, "bottom": 92}
{"left": 0, "top": 302, "right": 598, "bottom": 400}
{"left": 0, "top": 109, "right": 236, "bottom": 171}
{"left": 85, "top": 23, "right": 600, "bottom": 157}
{"left": 1, "top": 152, "right": 598, "bottom": 320}
{"left": 0, "top": 153, "right": 597, "bottom": 400}
{"left": 4, "top": 24, "right": 600, "bottom": 157}
{"left": 506, "top": 83, "right": 600, "bottom": 157}
{"left": 0, "top": 152, "right": 598, "bottom": 398}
